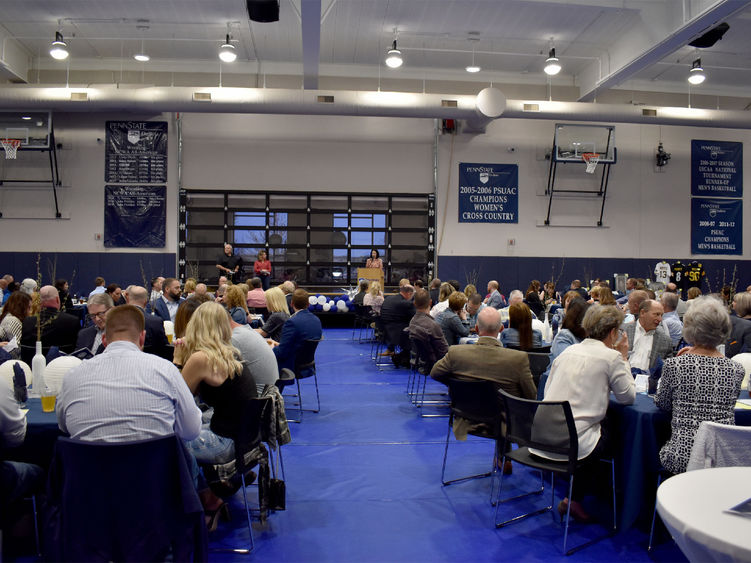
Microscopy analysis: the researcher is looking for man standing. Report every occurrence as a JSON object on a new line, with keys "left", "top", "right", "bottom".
{"left": 215, "top": 243, "right": 243, "bottom": 284}
{"left": 407, "top": 289, "right": 448, "bottom": 371}
{"left": 379, "top": 284, "right": 416, "bottom": 366}
{"left": 484, "top": 281, "right": 506, "bottom": 309}
{"left": 624, "top": 299, "right": 673, "bottom": 389}
{"left": 74, "top": 293, "right": 114, "bottom": 356}
{"left": 153, "top": 278, "right": 184, "bottom": 323}
{"left": 21, "top": 285, "right": 81, "bottom": 363}
{"left": 57, "top": 305, "right": 201, "bottom": 442}
{"left": 126, "top": 286, "right": 170, "bottom": 358}
{"left": 273, "top": 289, "right": 323, "bottom": 374}
{"left": 660, "top": 292, "right": 684, "bottom": 347}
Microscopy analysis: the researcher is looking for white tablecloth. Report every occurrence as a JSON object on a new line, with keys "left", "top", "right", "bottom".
{"left": 657, "top": 466, "right": 751, "bottom": 562}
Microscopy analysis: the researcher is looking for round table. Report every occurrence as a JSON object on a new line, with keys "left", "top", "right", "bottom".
{"left": 657, "top": 466, "right": 751, "bottom": 562}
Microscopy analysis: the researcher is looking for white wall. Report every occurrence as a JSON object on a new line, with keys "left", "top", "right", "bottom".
{"left": 0, "top": 110, "right": 748, "bottom": 262}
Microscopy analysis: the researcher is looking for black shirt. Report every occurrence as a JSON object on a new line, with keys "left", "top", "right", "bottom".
{"left": 217, "top": 253, "right": 243, "bottom": 281}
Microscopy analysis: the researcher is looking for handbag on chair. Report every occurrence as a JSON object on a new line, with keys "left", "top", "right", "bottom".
{"left": 267, "top": 445, "right": 286, "bottom": 511}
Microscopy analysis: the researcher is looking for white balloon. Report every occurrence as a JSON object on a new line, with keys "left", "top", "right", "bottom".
{"left": 0, "top": 360, "right": 32, "bottom": 390}
{"left": 317, "top": 295, "right": 327, "bottom": 305}
{"left": 328, "top": 300, "right": 335, "bottom": 307}
{"left": 308, "top": 295, "right": 317, "bottom": 305}
{"left": 322, "top": 303, "right": 331, "bottom": 312}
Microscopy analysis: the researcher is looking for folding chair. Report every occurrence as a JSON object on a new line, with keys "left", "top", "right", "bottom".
{"left": 526, "top": 352, "right": 550, "bottom": 389}
{"left": 279, "top": 338, "right": 322, "bottom": 423}
{"left": 409, "top": 336, "right": 449, "bottom": 417}
{"left": 440, "top": 377, "right": 504, "bottom": 502}
{"left": 494, "top": 390, "right": 616, "bottom": 556}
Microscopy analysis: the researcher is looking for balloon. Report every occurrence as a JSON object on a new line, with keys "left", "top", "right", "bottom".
{"left": 308, "top": 295, "right": 317, "bottom": 305}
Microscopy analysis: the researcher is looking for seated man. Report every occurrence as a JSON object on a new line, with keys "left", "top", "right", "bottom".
{"left": 569, "top": 279, "right": 589, "bottom": 301}
{"left": 622, "top": 289, "right": 649, "bottom": 325}
{"left": 125, "top": 286, "right": 170, "bottom": 359}
{"left": 246, "top": 278, "right": 267, "bottom": 310}
{"left": 407, "top": 289, "right": 448, "bottom": 372}
{"left": 231, "top": 320, "right": 279, "bottom": 394}
{"left": 57, "top": 305, "right": 201, "bottom": 442}
{"left": 484, "top": 280, "right": 506, "bottom": 309}
{"left": 273, "top": 289, "right": 323, "bottom": 376}
{"left": 88, "top": 276, "right": 106, "bottom": 299}
{"left": 727, "top": 292, "right": 751, "bottom": 358}
{"left": 660, "top": 291, "right": 684, "bottom": 347}
{"left": 430, "top": 307, "right": 536, "bottom": 472}
{"left": 615, "top": 277, "right": 637, "bottom": 305}
{"left": 379, "top": 284, "right": 416, "bottom": 367}
{"left": 75, "top": 293, "right": 114, "bottom": 356}
{"left": 499, "top": 289, "right": 535, "bottom": 324}
{"left": 663, "top": 282, "right": 688, "bottom": 318}
{"left": 153, "top": 278, "right": 184, "bottom": 323}
{"left": 624, "top": 298, "right": 674, "bottom": 390}
{"left": 465, "top": 293, "right": 486, "bottom": 332}
{"left": 21, "top": 285, "right": 81, "bottom": 363}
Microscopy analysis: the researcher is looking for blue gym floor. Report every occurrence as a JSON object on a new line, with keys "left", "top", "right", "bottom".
{"left": 211, "top": 328, "right": 687, "bottom": 562}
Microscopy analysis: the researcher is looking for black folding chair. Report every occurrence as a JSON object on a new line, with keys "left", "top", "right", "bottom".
{"left": 440, "top": 377, "right": 504, "bottom": 503}
{"left": 494, "top": 390, "right": 616, "bottom": 555}
{"left": 408, "top": 336, "right": 449, "bottom": 417}
{"left": 279, "top": 338, "right": 322, "bottom": 423}
{"left": 526, "top": 352, "right": 550, "bottom": 388}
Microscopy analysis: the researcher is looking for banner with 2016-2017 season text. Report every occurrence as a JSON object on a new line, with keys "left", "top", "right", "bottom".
{"left": 458, "top": 163, "right": 518, "bottom": 223}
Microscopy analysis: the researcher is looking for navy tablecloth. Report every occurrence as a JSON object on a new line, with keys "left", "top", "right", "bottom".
{"left": 3, "top": 398, "right": 63, "bottom": 469}
{"left": 607, "top": 390, "right": 751, "bottom": 531}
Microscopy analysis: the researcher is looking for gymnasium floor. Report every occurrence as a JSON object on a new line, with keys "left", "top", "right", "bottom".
{"left": 211, "top": 327, "right": 686, "bottom": 562}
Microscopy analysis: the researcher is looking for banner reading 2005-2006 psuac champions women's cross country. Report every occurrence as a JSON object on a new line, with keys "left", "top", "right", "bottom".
{"left": 458, "top": 163, "right": 518, "bottom": 224}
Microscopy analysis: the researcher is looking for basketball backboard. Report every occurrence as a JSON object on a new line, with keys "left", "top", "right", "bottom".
{"left": 0, "top": 111, "right": 52, "bottom": 149}
{"left": 553, "top": 123, "right": 616, "bottom": 163}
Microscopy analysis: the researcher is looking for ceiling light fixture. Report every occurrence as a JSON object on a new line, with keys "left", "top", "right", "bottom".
{"left": 544, "top": 47, "right": 561, "bottom": 76}
{"left": 688, "top": 58, "right": 706, "bottom": 85}
{"left": 219, "top": 34, "right": 237, "bottom": 63}
{"left": 465, "top": 46, "right": 481, "bottom": 73}
{"left": 134, "top": 39, "right": 149, "bottom": 62}
{"left": 385, "top": 39, "right": 403, "bottom": 69}
{"left": 50, "top": 31, "right": 69, "bottom": 60}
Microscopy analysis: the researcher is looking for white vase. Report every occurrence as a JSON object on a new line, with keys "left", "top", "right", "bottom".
{"left": 31, "top": 341, "right": 46, "bottom": 397}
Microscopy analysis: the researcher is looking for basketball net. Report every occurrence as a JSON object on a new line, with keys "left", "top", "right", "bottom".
{"left": 582, "top": 152, "right": 599, "bottom": 174}
{"left": 1, "top": 139, "right": 21, "bottom": 160}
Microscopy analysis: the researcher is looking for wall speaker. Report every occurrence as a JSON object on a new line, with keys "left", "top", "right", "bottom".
{"left": 247, "top": 0, "right": 280, "bottom": 23}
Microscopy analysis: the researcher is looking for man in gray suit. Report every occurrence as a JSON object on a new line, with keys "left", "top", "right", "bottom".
{"left": 623, "top": 299, "right": 674, "bottom": 392}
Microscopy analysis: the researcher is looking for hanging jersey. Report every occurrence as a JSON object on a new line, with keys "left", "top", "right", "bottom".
{"left": 671, "top": 261, "right": 687, "bottom": 299}
{"left": 654, "top": 262, "right": 671, "bottom": 284}
{"left": 687, "top": 263, "right": 705, "bottom": 290}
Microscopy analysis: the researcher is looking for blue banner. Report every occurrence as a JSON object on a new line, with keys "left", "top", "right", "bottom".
{"left": 458, "top": 163, "right": 518, "bottom": 223}
{"left": 691, "top": 198, "right": 742, "bottom": 255}
{"left": 691, "top": 140, "right": 743, "bottom": 197}
{"left": 104, "top": 185, "right": 166, "bottom": 248}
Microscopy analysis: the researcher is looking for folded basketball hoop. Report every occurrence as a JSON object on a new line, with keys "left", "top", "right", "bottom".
{"left": 582, "top": 152, "right": 599, "bottom": 174}
{"left": 1, "top": 138, "right": 21, "bottom": 159}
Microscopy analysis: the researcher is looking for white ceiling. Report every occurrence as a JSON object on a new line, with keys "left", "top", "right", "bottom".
{"left": 1, "top": 0, "right": 751, "bottom": 103}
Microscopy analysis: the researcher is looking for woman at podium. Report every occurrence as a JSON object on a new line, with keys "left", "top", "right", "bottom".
{"left": 365, "top": 249, "right": 383, "bottom": 270}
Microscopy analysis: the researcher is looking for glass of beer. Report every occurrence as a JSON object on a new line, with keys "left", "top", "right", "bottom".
{"left": 167, "top": 332, "right": 174, "bottom": 344}
{"left": 41, "top": 387, "right": 56, "bottom": 412}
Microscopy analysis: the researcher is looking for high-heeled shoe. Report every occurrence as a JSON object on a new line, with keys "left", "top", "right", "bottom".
{"left": 205, "top": 502, "right": 230, "bottom": 532}
{"left": 557, "top": 498, "right": 594, "bottom": 524}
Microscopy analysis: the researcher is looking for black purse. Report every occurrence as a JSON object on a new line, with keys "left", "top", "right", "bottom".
{"left": 268, "top": 445, "right": 286, "bottom": 511}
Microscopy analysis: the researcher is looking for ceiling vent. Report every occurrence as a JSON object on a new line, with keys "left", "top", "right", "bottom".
{"left": 193, "top": 92, "right": 212, "bottom": 102}
{"left": 642, "top": 108, "right": 657, "bottom": 117}
{"left": 523, "top": 103, "right": 540, "bottom": 112}
{"left": 70, "top": 92, "right": 88, "bottom": 101}
{"left": 441, "top": 99, "right": 458, "bottom": 108}
{"left": 317, "top": 95, "right": 334, "bottom": 103}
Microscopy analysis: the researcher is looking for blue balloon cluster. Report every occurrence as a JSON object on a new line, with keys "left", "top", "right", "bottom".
{"left": 307, "top": 293, "right": 353, "bottom": 313}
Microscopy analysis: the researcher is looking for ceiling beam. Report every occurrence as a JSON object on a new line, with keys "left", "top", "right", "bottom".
{"left": 301, "top": 0, "right": 321, "bottom": 90}
{"left": 577, "top": 0, "right": 751, "bottom": 101}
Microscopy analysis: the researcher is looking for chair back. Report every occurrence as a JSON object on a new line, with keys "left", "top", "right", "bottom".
{"left": 409, "top": 336, "right": 436, "bottom": 374}
{"left": 294, "top": 338, "right": 321, "bottom": 379}
{"left": 526, "top": 352, "right": 550, "bottom": 384}
{"left": 354, "top": 304, "right": 372, "bottom": 320}
{"left": 444, "top": 377, "right": 504, "bottom": 436}
{"left": 235, "top": 399, "right": 266, "bottom": 473}
{"left": 504, "top": 344, "right": 551, "bottom": 354}
{"left": 686, "top": 421, "right": 751, "bottom": 471}
{"left": 46, "top": 435, "right": 207, "bottom": 562}
{"left": 499, "top": 389, "right": 578, "bottom": 472}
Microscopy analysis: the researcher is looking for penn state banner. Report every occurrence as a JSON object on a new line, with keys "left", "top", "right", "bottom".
{"left": 104, "top": 185, "right": 166, "bottom": 248}
{"left": 691, "top": 197, "right": 742, "bottom": 255}
{"left": 458, "top": 163, "right": 518, "bottom": 223}
{"left": 691, "top": 140, "right": 743, "bottom": 197}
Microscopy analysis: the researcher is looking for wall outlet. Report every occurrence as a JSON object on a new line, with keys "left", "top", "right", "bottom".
{"left": 95, "top": 233, "right": 102, "bottom": 240}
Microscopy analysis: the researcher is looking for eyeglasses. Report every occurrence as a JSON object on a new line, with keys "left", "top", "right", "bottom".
{"left": 87, "top": 311, "right": 108, "bottom": 321}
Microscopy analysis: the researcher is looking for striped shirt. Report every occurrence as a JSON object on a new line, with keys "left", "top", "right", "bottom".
{"left": 57, "top": 340, "right": 201, "bottom": 442}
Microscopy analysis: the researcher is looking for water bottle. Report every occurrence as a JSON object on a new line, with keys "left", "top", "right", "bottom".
{"left": 31, "top": 341, "right": 46, "bottom": 397}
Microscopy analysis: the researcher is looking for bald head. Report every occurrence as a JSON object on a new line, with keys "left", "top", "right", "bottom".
{"left": 40, "top": 285, "right": 60, "bottom": 308}
{"left": 126, "top": 285, "right": 149, "bottom": 307}
{"left": 477, "top": 307, "right": 502, "bottom": 337}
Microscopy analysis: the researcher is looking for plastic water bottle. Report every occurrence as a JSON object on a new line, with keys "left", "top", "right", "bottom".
{"left": 542, "top": 312, "right": 552, "bottom": 343}
{"left": 31, "top": 341, "right": 46, "bottom": 397}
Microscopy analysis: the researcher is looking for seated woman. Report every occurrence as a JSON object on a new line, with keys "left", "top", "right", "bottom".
{"left": 429, "top": 282, "right": 454, "bottom": 318}
{"left": 175, "top": 301, "right": 258, "bottom": 530}
{"left": 363, "top": 281, "right": 384, "bottom": 315}
{"left": 656, "top": 296, "right": 744, "bottom": 475}
{"left": 525, "top": 281, "right": 545, "bottom": 319}
{"left": 551, "top": 290, "right": 580, "bottom": 329}
{"left": 537, "top": 297, "right": 589, "bottom": 399}
{"left": 531, "top": 304, "right": 634, "bottom": 521}
{"left": 501, "top": 303, "right": 543, "bottom": 350}
{"left": 435, "top": 291, "right": 470, "bottom": 345}
{"left": 542, "top": 281, "right": 558, "bottom": 306}
{"left": 255, "top": 286, "right": 290, "bottom": 342}
{"left": 597, "top": 286, "right": 616, "bottom": 306}
{"left": 224, "top": 284, "right": 249, "bottom": 325}
{"left": 0, "top": 291, "right": 31, "bottom": 344}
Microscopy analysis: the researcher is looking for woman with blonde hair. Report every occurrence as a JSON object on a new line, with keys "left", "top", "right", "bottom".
{"left": 363, "top": 280, "right": 385, "bottom": 314}
{"left": 224, "top": 284, "right": 249, "bottom": 325}
{"left": 175, "top": 301, "right": 258, "bottom": 530}
{"left": 256, "top": 286, "right": 290, "bottom": 341}
{"left": 464, "top": 284, "right": 477, "bottom": 299}
{"left": 430, "top": 282, "right": 455, "bottom": 318}
{"left": 183, "top": 278, "right": 197, "bottom": 297}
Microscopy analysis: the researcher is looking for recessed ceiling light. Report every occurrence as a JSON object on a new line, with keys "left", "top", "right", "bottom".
{"left": 134, "top": 53, "right": 150, "bottom": 62}
{"left": 465, "top": 65, "right": 481, "bottom": 73}
{"left": 21, "top": 116, "right": 31, "bottom": 120}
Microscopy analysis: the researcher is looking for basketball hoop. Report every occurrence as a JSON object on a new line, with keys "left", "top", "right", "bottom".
{"left": 582, "top": 152, "right": 599, "bottom": 174}
{"left": 0, "top": 139, "right": 21, "bottom": 160}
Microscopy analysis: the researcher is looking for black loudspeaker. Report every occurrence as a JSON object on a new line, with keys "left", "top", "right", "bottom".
{"left": 247, "top": 0, "right": 280, "bottom": 23}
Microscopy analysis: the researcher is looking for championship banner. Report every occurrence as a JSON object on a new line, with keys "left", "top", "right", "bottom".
{"left": 458, "top": 163, "right": 518, "bottom": 223}
{"left": 691, "top": 140, "right": 743, "bottom": 197}
{"left": 105, "top": 121, "right": 168, "bottom": 183}
{"left": 691, "top": 197, "right": 742, "bottom": 255}
{"left": 104, "top": 185, "right": 166, "bottom": 248}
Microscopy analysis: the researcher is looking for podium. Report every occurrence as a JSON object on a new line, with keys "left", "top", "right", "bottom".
{"left": 357, "top": 267, "right": 384, "bottom": 289}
